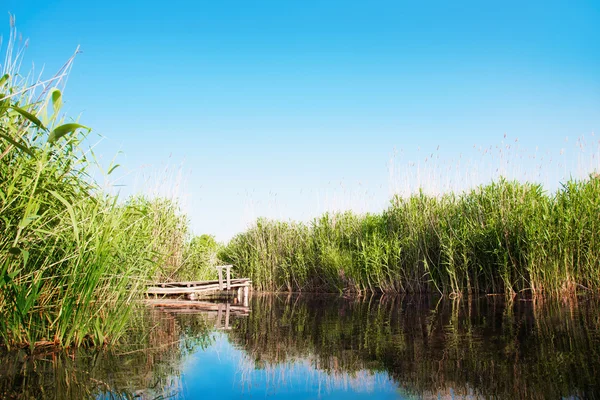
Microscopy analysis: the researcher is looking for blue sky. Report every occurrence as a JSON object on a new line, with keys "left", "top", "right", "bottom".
{"left": 3, "top": 1, "right": 600, "bottom": 240}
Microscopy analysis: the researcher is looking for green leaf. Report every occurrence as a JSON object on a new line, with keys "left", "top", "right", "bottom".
{"left": 0, "top": 269, "right": 21, "bottom": 288}
{"left": 0, "top": 74, "right": 9, "bottom": 87}
{"left": 21, "top": 250, "right": 29, "bottom": 268}
{"left": 11, "top": 105, "right": 47, "bottom": 131}
{"left": 0, "top": 130, "right": 35, "bottom": 157}
{"left": 107, "top": 163, "right": 120, "bottom": 175}
{"left": 9, "top": 270, "right": 20, "bottom": 280}
{"left": 0, "top": 99, "right": 9, "bottom": 116}
{"left": 94, "top": 317, "right": 105, "bottom": 344}
{"left": 18, "top": 214, "right": 40, "bottom": 230}
{"left": 48, "top": 190, "right": 80, "bottom": 243}
{"left": 50, "top": 89, "right": 62, "bottom": 116}
{"left": 47, "top": 123, "right": 89, "bottom": 144}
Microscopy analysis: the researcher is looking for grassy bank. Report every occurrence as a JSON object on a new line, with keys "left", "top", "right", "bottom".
{"left": 0, "top": 23, "right": 218, "bottom": 349}
{"left": 221, "top": 176, "right": 600, "bottom": 295}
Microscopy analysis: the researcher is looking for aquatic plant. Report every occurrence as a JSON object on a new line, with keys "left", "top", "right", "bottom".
{"left": 221, "top": 176, "right": 600, "bottom": 295}
{"left": 0, "top": 20, "right": 191, "bottom": 349}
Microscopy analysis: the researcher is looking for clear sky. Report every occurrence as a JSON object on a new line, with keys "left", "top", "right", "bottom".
{"left": 3, "top": 1, "right": 600, "bottom": 241}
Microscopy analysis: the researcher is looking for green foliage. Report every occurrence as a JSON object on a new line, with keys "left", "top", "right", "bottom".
{"left": 222, "top": 177, "right": 600, "bottom": 295}
{"left": 177, "top": 234, "right": 221, "bottom": 281}
{"left": 0, "top": 25, "right": 190, "bottom": 349}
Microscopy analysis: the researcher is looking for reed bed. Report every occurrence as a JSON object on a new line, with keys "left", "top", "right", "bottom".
{"left": 221, "top": 175, "right": 600, "bottom": 296}
{"left": 0, "top": 21, "right": 203, "bottom": 349}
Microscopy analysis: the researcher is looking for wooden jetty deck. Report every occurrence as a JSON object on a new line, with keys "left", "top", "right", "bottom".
{"left": 146, "top": 265, "right": 252, "bottom": 305}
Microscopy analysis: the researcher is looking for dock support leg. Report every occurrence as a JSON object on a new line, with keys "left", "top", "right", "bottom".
{"left": 243, "top": 285, "right": 249, "bottom": 307}
{"left": 226, "top": 265, "right": 231, "bottom": 290}
{"left": 217, "top": 267, "right": 223, "bottom": 290}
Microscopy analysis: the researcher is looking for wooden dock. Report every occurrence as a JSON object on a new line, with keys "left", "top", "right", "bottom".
{"left": 146, "top": 265, "right": 252, "bottom": 305}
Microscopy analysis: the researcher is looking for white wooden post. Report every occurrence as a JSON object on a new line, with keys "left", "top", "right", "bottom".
{"left": 217, "top": 266, "right": 224, "bottom": 290}
{"left": 225, "top": 265, "right": 231, "bottom": 290}
{"left": 243, "top": 285, "right": 249, "bottom": 307}
{"left": 215, "top": 265, "right": 233, "bottom": 291}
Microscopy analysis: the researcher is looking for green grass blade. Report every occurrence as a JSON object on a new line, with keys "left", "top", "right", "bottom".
{"left": 47, "top": 123, "right": 89, "bottom": 144}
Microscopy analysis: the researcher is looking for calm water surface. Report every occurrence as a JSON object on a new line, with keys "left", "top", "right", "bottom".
{"left": 1, "top": 294, "right": 600, "bottom": 399}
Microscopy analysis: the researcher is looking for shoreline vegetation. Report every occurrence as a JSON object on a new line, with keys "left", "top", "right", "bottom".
{"left": 1, "top": 20, "right": 599, "bottom": 351}
{"left": 221, "top": 175, "right": 600, "bottom": 296}
{"left": 0, "top": 21, "right": 214, "bottom": 350}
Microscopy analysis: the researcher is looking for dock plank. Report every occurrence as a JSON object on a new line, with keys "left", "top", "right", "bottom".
{"left": 147, "top": 283, "right": 251, "bottom": 295}
{"left": 149, "top": 278, "right": 250, "bottom": 288}
{"left": 146, "top": 266, "right": 252, "bottom": 297}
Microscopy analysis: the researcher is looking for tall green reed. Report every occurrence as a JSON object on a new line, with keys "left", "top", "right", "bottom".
{"left": 222, "top": 176, "right": 600, "bottom": 296}
{"left": 0, "top": 21, "right": 193, "bottom": 349}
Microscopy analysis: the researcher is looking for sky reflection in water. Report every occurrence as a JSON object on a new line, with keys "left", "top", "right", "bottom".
{"left": 181, "top": 333, "right": 400, "bottom": 399}
{"left": 2, "top": 294, "right": 599, "bottom": 399}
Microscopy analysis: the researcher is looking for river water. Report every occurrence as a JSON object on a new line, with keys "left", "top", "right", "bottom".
{"left": 1, "top": 294, "right": 599, "bottom": 399}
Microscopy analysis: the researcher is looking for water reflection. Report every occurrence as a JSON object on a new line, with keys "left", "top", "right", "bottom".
{"left": 230, "top": 295, "right": 600, "bottom": 399}
{"left": 1, "top": 295, "right": 599, "bottom": 399}
{"left": 0, "top": 309, "right": 214, "bottom": 399}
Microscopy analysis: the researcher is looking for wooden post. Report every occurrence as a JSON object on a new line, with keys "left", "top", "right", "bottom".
{"left": 237, "top": 287, "right": 242, "bottom": 303}
{"left": 215, "top": 265, "right": 233, "bottom": 291}
{"left": 226, "top": 265, "right": 231, "bottom": 290}
{"left": 243, "top": 285, "right": 249, "bottom": 307}
{"left": 217, "top": 267, "right": 223, "bottom": 290}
